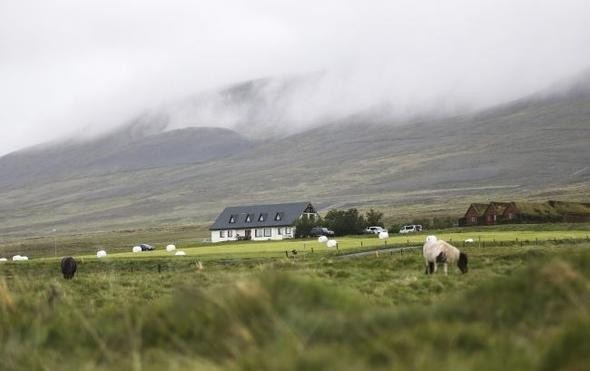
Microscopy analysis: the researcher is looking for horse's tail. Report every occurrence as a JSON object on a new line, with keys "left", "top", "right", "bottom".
{"left": 458, "top": 252, "right": 468, "bottom": 273}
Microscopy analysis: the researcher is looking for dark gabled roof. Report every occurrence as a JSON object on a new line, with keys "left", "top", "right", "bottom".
{"left": 466, "top": 203, "right": 489, "bottom": 216}
{"left": 210, "top": 202, "right": 315, "bottom": 230}
{"left": 486, "top": 202, "right": 512, "bottom": 215}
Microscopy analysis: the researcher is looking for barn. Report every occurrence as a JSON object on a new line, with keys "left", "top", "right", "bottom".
{"left": 482, "top": 202, "right": 512, "bottom": 225}
{"left": 460, "top": 203, "right": 489, "bottom": 226}
{"left": 209, "top": 202, "right": 318, "bottom": 243}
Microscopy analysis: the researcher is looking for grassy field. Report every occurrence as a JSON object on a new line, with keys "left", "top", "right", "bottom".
{"left": 1, "top": 228, "right": 590, "bottom": 370}
{"left": 2, "top": 223, "right": 589, "bottom": 260}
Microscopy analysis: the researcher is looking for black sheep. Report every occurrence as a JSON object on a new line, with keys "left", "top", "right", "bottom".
{"left": 61, "top": 257, "right": 77, "bottom": 280}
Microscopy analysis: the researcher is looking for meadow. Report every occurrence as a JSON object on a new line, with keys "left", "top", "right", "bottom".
{"left": 1, "top": 224, "right": 590, "bottom": 370}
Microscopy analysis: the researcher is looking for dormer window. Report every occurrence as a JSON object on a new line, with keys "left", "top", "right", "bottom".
{"left": 245, "top": 214, "right": 252, "bottom": 223}
{"left": 229, "top": 215, "right": 236, "bottom": 224}
{"left": 258, "top": 213, "right": 266, "bottom": 222}
{"left": 275, "top": 212, "right": 283, "bottom": 221}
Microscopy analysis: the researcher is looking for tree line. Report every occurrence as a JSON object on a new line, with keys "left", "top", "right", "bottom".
{"left": 294, "top": 208, "right": 384, "bottom": 237}
{"left": 295, "top": 209, "right": 457, "bottom": 238}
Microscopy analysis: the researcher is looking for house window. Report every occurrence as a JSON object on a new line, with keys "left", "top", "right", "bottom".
{"left": 285, "top": 227, "right": 292, "bottom": 235}
{"left": 258, "top": 213, "right": 267, "bottom": 222}
{"left": 220, "top": 230, "right": 226, "bottom": 238}
{"left": 229, "top": 215, "right": 236, "bottom": 224}
{"left": 264, "top": 228, "right": 271, "bottom": 237}
{"left": 471, "top": 217, "right": 476, "bottom": 223}
{"left": 277, "top": 228, "right": 282, "bottom": 235}
{"left": 228, "top": 230, "right": 233, "bottom": 237}
{"left": 245, "top": 214, "right": 252, "bottom": 223}
{"left": 255, "top": 229, "right": 263, "bottom": 237}
{"left": 274, "top": 212, "right": 283, "bottom": 221}
{"left": 507, "top": 213, "right": 513, "bottom": 219}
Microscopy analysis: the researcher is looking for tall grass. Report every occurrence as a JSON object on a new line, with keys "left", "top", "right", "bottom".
{"left": 1, "top": 246, "right": 589, "bottom": 370}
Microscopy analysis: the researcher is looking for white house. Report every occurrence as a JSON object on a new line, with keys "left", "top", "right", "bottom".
{"left": 209, "top": 202, "right": 318, "bottom": 243}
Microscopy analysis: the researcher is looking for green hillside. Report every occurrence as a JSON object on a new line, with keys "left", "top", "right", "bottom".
{"left": 0, "top": 83, "right": 589, "bottom": 237}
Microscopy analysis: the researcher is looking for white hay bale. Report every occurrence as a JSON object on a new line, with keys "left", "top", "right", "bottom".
{"left": 0, "top": 258, "right": 7, "bottom": 262}
{"left": 326, "top": 240, "right": 337, "bottom": 248}
{"left": 96, "top": 250, "right": 107, "bottom": 258}
{"left": 166, "top": 244, "right": 176, "bottom": 252}
{"left": 378, "top": 231, "right": 389, "bottom": 240}
{"left": 21, "top": 256, "right": 29, "bottom": 261}
{"left": 175, "top": 250, "right": 186, "bottom": 256}
{"left": 318, "top": 236, "right": 328, "bottom": 243}
{"left": 464, "top": 238, "right": 474, "bottom": 243}
{"left": 132, "top": 245, "right": 142, "bottom": 253}
{"left": 12, "top": 255, "right": 28, "bottom": 261}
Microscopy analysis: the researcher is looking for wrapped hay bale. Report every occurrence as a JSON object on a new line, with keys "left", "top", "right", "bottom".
{"left": 318, "top": 236, "right": 329, "bottom": 243}
{"left": 96, "top": 250, "right": 107, "bottom": 258}
{"left": 326, "top": 240, "right": 337, "bottom": 248}
{"left": 166, "top": 244, "right": 176, "bottom": 252}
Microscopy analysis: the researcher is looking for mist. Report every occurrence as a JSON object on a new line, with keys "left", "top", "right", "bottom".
{"left": 1, "top": 0, "right": 590, "bottom": 155}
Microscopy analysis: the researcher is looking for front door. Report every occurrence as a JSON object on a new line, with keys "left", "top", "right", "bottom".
{"left": 245, "top": 229, "right": 252, "bottom": 240}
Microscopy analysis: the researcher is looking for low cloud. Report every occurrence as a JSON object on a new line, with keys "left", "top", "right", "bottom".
{"left": 1, "top": 0, "right": 589, "bottom": 154}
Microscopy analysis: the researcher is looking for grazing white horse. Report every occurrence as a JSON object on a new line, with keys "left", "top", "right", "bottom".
{"left": 423, "top": 235, "right": 468, "bottom": 275}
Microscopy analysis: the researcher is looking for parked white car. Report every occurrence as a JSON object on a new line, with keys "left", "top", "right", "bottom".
{"left": 364, "top": 226, "right": 387, "bottom": 234}
{"left": 399, "top": 225, "right": 423, "bottom": 234}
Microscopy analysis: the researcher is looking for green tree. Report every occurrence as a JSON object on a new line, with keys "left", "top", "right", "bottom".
{"left": 365, "top": 209, "right": 384, "bottom": 227}
{"left": 294, "top": 215, "right": 321, "bottom": 238}
{"left": 324, "top": 208, "right": 366, "bottom": 236}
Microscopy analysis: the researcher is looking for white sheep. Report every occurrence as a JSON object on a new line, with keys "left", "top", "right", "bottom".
{"left": 378, "top": 231, "right": 389, "bottom": 240}
{"left": 318, "top": 236, "right": 328, "bottom": 243}
{"left": 96, "top": 250, "right": 107, "bottom": 258}
{"left": 326, "top": 240, "right": 337, "bottom": 248}
{"left": 132, "top": 245, "right": 142, "bottom": 253}
{"left": 166, "top": 244, "right": 176, "bottom": 252}
{"left": 175, "top": 251, "right": 186, "bottom": 256}
{"left": 423, "top": 235, "right": 468, "bottom": 275}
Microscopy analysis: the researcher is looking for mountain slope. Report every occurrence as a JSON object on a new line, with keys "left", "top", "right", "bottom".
{"left": 0, "top": 79, "right": 589, "bottom": 237}
{"left": 0, "top": 123, "right": 253, "bottom": 187}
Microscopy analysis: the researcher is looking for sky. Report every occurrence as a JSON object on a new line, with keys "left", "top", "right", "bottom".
{"left": 1, "top": 0, "right": 590, "bottom": 155}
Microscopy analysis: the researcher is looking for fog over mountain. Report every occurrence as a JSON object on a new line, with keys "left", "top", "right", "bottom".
{"left": 1, "top": 0, "right": 590, "bottom": 155}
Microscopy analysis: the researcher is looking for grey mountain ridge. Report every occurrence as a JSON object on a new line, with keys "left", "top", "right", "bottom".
{"left": 0, "top": 74, "right": 589, "bottom": 236}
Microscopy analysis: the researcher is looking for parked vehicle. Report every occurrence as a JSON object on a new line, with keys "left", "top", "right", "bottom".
{"left": 364, "top": 226, "right": 387, "bottom": 234}
{"left": 139, "top": 243, "right": 155, "bottom": 251}
{"left": 309, "top": 227, "right": 335, "bottom": 237}
{"left": 399, "top": 225, "right": 423, "bottom": 234}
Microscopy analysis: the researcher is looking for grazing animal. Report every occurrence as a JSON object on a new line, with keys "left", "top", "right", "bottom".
{"left": 61, "top": 257, "right": 77, "bottom": 280}
{"left": 423, "top": 236, "right": 468, "bottom": 275}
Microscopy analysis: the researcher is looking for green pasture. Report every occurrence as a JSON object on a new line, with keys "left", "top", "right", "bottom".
{"left": 1, "top": 242, "right": 589, "bottom": 370}
{"left": 72, "top": 227, "right": 590, "bottom": 261}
